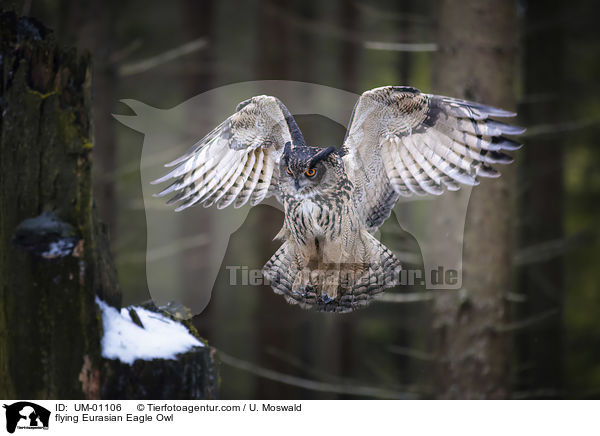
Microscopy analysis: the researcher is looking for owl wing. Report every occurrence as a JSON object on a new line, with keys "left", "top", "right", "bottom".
{"left": 342, "top": 86, "right": 524, "bottom": 230}
{"left": 152, "top": 95, "right": 304, "bottom": 211}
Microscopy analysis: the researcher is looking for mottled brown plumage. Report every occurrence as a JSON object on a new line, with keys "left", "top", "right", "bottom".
{"left": 152, "top": 86, "right": 524, "bottom": 312}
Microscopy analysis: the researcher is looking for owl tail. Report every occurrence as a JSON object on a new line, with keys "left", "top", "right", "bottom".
{"left": 262, "top": 240, "right": 301, "bottom": 302}
{"left": 262, "top": 232, "right": 401, "bottom": 313}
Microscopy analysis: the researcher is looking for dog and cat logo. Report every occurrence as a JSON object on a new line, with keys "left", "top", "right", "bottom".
{"left": 2, "top": 402, "right": 50, "bottom": 433}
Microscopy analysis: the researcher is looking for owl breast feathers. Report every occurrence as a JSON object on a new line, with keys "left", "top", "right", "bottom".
{"left": 152, "top": 86, "right": 524, "bottom": 313}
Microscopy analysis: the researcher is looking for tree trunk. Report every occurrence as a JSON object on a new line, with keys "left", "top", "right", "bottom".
{"left": 58, "top": 0, "right": 119, "bottom": 236}
{"left": 515, "top": 0, "right": 564, "bottom": 396}
{"left": 0, "top": 11, "right": 217, "bottom": 399}
{"left": 428, "top": 0, "right": 517, "bottom": 399}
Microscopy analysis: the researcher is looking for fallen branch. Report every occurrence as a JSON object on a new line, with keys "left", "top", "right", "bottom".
{"left": 493, "top": 309, "right": 559, "bottom": 333}
{"left": 118, "top": 233, "right": 210, "bottom": 264}
{"left": 364, "top": 41, "right": 437, "bottom": 52}
{"left": 375, "top": 291, "right": 435, "bottom": 303}
{"left": 387, "top": 345, "right": 435, "bottom": 361}
{"left": 514, "top": 231, "right": 592, "bottom": 266}
{"left": 119, "top": 37, "right": 208, "bottom": 76}
{"left": 521, "top": 117, "right": 600, "bottom": 138}
{"left": 218, "top": 350, "right": 419, "bottom": 399}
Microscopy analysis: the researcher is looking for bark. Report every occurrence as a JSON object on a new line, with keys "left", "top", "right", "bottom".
{"left": 428, "top": 0, "right": 517, "bottom": 399}
{"left": 0, "top": 11, "right": 217, "bottom": 399}
{"left": 59, "top": 0, "right": 119, "bottom": 233}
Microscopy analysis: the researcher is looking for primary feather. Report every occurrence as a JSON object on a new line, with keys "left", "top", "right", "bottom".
{"left": 341, "top": 86, "right": 524, "bottom": 232}
{"left": 152, "top": 95, "right": 304, "bottom": 210}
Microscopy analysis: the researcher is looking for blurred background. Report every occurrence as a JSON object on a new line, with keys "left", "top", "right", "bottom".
{"left": 3, "top": 0, "right": 599, "bottom": 399}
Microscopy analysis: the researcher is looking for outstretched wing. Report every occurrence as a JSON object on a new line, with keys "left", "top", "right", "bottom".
{"left": 342, "top": 86, "right": 524, "bottom": 231}
{"left": 152, "top": 95, "right": 305, "bottom": 211}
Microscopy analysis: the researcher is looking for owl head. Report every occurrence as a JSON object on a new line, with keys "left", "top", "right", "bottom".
{"left": 280, "top": 142, "right": 343, "bottom": 196}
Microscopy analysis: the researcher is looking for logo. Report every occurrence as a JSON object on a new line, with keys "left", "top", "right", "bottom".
{"left": 2, "top": 402, "right": 50, "bottom": 434}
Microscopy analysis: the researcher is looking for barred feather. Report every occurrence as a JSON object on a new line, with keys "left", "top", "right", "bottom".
{"left": 216, "top": 150, "right": 256, "bottom": 209}
{"left": 342, "top": 86, "right": 524, "bottom": 231}
{"left": 203, "top": 152, "right": 250, "bottom": 208}
{"left": 234, "top": 148, "right": 264, "bottom": 208}
{"left": 152, "top": 95, "right": 302, "bottom": 211}
{"left": 251, "top": 148, "right": 276, "bottom": 206}
{"left": 389, "top": 137, "right": 425, "bottom": 195}
{"left": 403, "top": 135, "right": 443, "bottom": 188}
{"left": 382, "top": 141, "right": 410, "bottom": 196}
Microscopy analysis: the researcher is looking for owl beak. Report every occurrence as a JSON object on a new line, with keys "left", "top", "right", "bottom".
{"left": 294, "top": 179, "right": 301, "bottom": 190}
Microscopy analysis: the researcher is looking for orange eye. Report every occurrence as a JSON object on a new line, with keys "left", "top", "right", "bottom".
{"left": 305, "top": 168, "right": 316, "bottom": 177}
{"left": 286, "top": 166, "right": 293, "bottom": 175}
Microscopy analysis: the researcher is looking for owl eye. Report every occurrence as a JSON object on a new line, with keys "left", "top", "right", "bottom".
{"left": 305, "top": 168, "right": 317, "bottom": 177}
{"left": 286, "top": 166, "right": 293, "bottom": 175}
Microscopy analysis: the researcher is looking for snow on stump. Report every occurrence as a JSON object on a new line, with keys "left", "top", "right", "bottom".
{"left": 97, "top": 300, "right": 218, "bottom": 399}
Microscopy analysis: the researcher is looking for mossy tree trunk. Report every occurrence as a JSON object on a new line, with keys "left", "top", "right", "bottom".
{"left": 0, "top": 10, "right": 115, "bottom": 399}
{"left": 0, "top": 11, "right": 217, "bottom": 399}
{"left": 428, "top": 0, "right": 517, "bottom": 399}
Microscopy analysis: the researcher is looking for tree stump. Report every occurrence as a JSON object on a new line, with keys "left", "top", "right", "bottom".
{"left": 0, "top": 10, "right": 218, "bottom": 399}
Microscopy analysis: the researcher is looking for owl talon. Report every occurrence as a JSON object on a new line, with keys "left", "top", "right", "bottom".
{"left": 295, "top": 284, "right": 314, "bottom": 297}
{"left": 321, "top": 294, "right": 334, "bottom": 304}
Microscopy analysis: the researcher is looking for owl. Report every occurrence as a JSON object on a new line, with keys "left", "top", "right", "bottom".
{"left": 152, "top": 86, "right": 524, "bottom": 313}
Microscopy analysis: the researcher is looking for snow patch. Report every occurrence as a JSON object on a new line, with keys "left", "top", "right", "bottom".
{"left": 41, "top": 239, "right": 75, "bottom": 258}
{"left": 96, "top": 298, "right": 203, "bottom": 365}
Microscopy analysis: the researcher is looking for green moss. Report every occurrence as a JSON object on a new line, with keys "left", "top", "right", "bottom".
{"left": 58, "top": 111, "right": 78, "bottom": 142}
{"left": 27, "top": 88, "right": 58, "bottom": 100}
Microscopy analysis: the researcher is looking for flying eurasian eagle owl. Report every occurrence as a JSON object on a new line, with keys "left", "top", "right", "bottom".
{"left": 152, "top": 86, "right": 524, "bottom": 313}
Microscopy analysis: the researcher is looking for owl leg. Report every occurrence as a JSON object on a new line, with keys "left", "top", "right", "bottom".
{"left": 292, "top": 267, "right": 310, "bottom": 294}
{"left": 315, "top": 239, "right": 350, "bottom": 300}
{"left": 291, "top": 250, "right": 319, "bottom": 302}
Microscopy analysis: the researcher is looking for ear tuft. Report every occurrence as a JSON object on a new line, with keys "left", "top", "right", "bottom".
{"left": 309, "top": 146, "right": 337, "bottom": 168}
{"left": 284, "top": 141, "right": 292, "bottom": 155}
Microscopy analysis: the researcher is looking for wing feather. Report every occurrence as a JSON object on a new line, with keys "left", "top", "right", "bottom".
{"left": 235, "top": 148, "right": 264, "bottom": 208}
{"left": 342, "top": 86, "right": 523, "bottom": 231}
{"left": 174, "top": 151, "right": 245, "bottom": 211}
{"left": 382, "top": 141, "right": 411, "bottom": 196}
{"left": 216, "top": 150, "right": 256, "bottom": 209}
{"left": 152, "top": 95, "right": 303, "bottom": 211}
{"left": 251, "top": 147, "right": 276, "bottom": 206}
{"left": 389, "top": 137, "right": 424, "bottom": 195}
{"left": 204, "top": 152, "right": 250, "bottom": 208}
{"left": 177, "top": 149, "right": 242, "bottom": 205}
